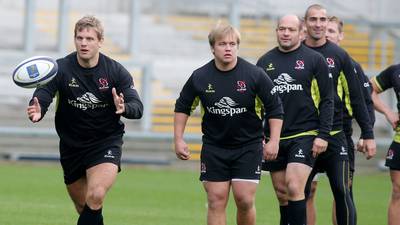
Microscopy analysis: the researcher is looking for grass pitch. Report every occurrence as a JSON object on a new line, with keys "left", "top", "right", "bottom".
{"left": 0, "top": 162, "right": 391, "bottom": 225}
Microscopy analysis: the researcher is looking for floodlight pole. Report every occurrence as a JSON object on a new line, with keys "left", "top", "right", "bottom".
{"left": 23, "top": 0, "right": 36, "bottom": 53}
{"left": 141, "top": 64, "right": 153, "bottom": 132}
{"left": 128, "top": 0, "right": 141, "bottom": 56}
{"left": 229, "top": 0, "right": 240, "bottom": 29}
{"left": 58, "top": 0, "right": 70, "bottom": 55}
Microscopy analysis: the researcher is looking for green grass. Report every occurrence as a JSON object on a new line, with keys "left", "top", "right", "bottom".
{"left": 0, "top": 162, "right": 391, "bottom": 225}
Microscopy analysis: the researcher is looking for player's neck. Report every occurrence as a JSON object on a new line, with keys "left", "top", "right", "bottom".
{"left": 77, "top": 54, "right": 100, "bottom": 68}
{"left": 305, "top": 36, "right": 327, "bottom": 48}
{"left": 214, "top": 57, "right": 238, "bottom": 71}
{"left": 279, "top": 42, "right": 301, "bottom": 53}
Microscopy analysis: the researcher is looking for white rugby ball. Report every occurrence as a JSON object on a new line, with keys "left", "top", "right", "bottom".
{"left": 12, "top": 56, "right": 58, "bottom": 88}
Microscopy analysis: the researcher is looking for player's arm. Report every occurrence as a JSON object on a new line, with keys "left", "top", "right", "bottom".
{"left": 342, "top": 53, "right": 374, "bottom": 139}
{"left": 355, "top": 62, "right": 376, "bottom": 127}
{"left": 28, "top": 74, "right": 58, "bottom": 122}
{"left": 342, "top": 53, "right": 376, "bottom": 158}
{"left": 174, "top": 74, "right": 199, "bottom": 160}
{"left": 114, "top": 66, "right": 143, "bottom": 119}
{"left": 174, "top": 112, "right": 190, "bottom": 160}
{"left": 370, "top": 71, "right": 399, "bottom": 130}
{"left": 264, "top": 118, "right": 283, "bottom": 160}
{"left": 314, "top": 55, "right": 334, "bottom": 141}
{"left": 354, "top": 63, "right": 376, "bottom": 149}
{"left": 353, "top": 62, "right": 377, "bottom": 158}
{"left": 257, "top": 69, "right": 283, "bottom": 160}
{"left": 313, "top": 55, "right": 334, "bottom": 156}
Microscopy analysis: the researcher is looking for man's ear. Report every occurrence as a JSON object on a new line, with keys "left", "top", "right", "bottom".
{"left": 339, "top": 32, "right": 344, "bottom": 42}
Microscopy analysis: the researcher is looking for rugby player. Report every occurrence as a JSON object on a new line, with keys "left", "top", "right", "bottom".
{"left": 257, "top": 14, "right": 334, "bottom": 225}
{"left": 370, "top": 64, "right": 400, "bottom": 225}
{"left": 27, "top": 15, "right": 143, "bottom": 225}
{"left": 303, "top": 4, "right": 376, "bottom": 225}
{"left": 174, "top": 22, "right": 284, "bottom": 225}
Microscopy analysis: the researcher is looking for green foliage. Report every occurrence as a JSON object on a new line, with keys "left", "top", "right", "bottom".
{"left": 0, "top": 163, "right": 391, "bottom": 225}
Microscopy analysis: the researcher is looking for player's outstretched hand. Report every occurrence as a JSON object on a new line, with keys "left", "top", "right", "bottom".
{"left": 174, "top": 138, "right": 190, "bottom": 160}
{"left": 312, "top": 137, "right": 328, "bottom": 158}
{"left": 27, "top": 97, "right": 42, "bottom": 123}
{"left": 263, "top": 139, "right": 279, "bottom": 161}
{"left": 112, "top": 88, "right": 125, "bottom": 114}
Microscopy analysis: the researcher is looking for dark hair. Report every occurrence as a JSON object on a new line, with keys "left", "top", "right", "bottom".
{"left": 304, "top": 4, "right": 326, "bottom": 20}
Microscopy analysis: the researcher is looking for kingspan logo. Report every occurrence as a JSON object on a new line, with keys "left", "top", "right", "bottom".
{"left": 68, "top": 92, "right": 108, "bottom": 110}
{"left": 271, "top": 73, "right": 303, "bottom": 94}
{"left": 206, "top": 97, "right": 247, "bottom": 116}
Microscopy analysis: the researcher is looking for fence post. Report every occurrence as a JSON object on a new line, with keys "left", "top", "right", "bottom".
{"left": 141, "top": 63, "right": 153, "bottom": 132}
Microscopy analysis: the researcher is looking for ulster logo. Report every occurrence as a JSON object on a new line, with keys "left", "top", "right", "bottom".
{"left": 99, "top": 78, "right": 109, "bottom": 90}
{"left": 236, "top": 81, "right": 247, "bottom": 92}
{"left": 201, "top": 163, "right": 206, "bottom": 173}
{"left": 387, "top": 149, "right": 394, "bottom": 160}
{"left": 295, "top": 60, "right": 305, "bottom": 70}
{"left": 326, "top": 58, "right": 335, "bottom": 68}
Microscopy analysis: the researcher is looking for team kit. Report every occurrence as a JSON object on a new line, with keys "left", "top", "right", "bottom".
{"left": 16, "top": 3, "right": 399, "bottom": 225}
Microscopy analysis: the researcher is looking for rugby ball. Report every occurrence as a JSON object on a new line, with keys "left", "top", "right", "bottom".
{"left": 12, "top": 56, "right": 58, "bottom": 88}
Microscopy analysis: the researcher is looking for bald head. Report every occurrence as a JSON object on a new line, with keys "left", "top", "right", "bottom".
{"left": 277, "top": 14, "right": 302, "bottom": 31}
{"left": 276, "top": 14, "right": 302, "bottom": 52}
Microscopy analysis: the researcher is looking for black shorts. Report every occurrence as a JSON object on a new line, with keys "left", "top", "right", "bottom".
{"left": 262, "top": 135, "right": 316, "bottom": 172}
{"left": 60, "top": 135, "right": 123, "bottom": 185}
{"left": 314, "top": 132, "right": 349, "bottom": 173}
{"left": 385, "top": 141, "right": 400, "bottom": 170}
{"left": 200, "top": 142, "right": 263, "bottom": 182}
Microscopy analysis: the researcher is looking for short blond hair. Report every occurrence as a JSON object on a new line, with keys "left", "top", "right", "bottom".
{"left": 208, "top": 21, "right": 241, "bottom": 47}
{"left": 74, "top": 15, "right": 104, "bottom": 40}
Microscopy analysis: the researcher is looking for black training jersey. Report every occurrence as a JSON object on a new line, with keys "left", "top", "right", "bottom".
{"left": 32, "top": 52, "right": 143, "bottom": 148}
{"left": 304, "top": 40, "right": 374, "bottom": 139}
{"left": 343, "top": 60, "right": 375, "bottom": 136}
{"left": 175, "top": 57, "right": 283, "bottom": 148}
{"left": 373, "top": 64, "right": 400, "bottom": 142}
{"left": 256, "top": 44, "right": 334, "bottom": 140}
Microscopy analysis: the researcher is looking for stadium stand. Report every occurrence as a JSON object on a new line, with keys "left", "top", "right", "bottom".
{"left": 0, "top": 0, "right": 399, "bottom": 165}
{"left": 161, "top": 14, "right": 395, "bottom": 70}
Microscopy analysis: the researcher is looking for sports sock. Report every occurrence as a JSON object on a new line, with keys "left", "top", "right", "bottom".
{"left": 288, "top": 199, "right": 306, "bottom": 225}
{"left": 279, "top": 205, "right": 288, "bottom": 225}
{"left": 77, "top": 204, "right": 103, "bottom": 225}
